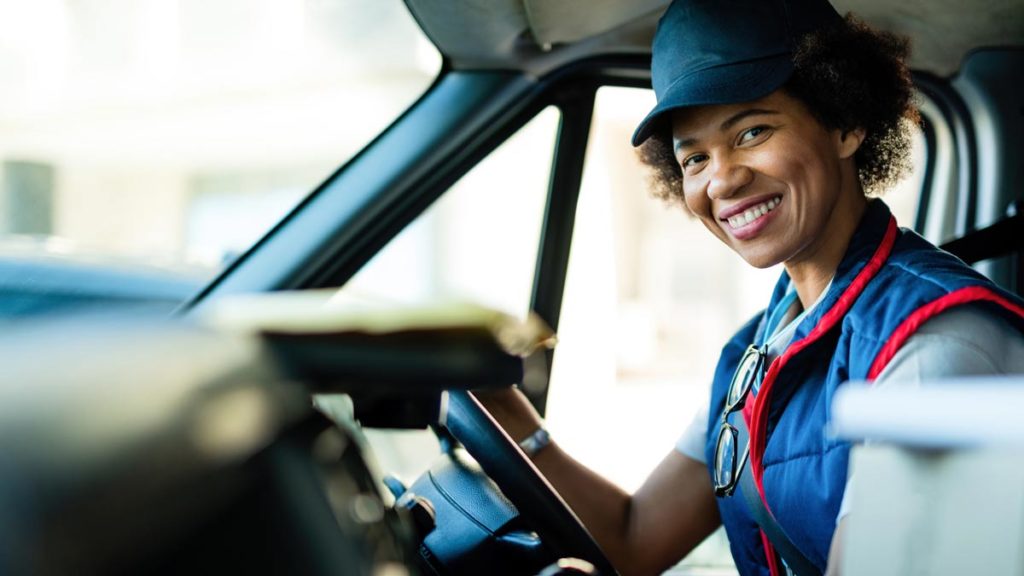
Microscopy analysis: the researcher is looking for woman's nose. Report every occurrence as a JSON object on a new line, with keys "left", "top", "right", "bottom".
{"left": 706, "top": 157, "right": 753, "bottom": 200}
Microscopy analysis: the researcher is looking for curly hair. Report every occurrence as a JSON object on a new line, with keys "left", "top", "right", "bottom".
{"left": 638, "top": 14, "right": 919, "bottom": 206}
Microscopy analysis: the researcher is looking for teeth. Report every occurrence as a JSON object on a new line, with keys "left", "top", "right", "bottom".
{"left": 727, "top": 197, "right": 780, "bottom": 229}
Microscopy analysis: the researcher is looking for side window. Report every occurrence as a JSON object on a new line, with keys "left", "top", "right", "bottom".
{"left": 335, "top": 107, "right": 559, "bottom": 319}
{"left": 543, "top": 86, "right": 927, "bottom": 569}
{"left": 338, "top": 107, "right": 560, "bottom": 481}
{"left": 0, "top": 1, "right": 441, "bottom": 319}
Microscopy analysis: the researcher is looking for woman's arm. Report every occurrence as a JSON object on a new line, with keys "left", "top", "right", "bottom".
{"left": 475, "top": 388, "right": 721, "bottom": 576}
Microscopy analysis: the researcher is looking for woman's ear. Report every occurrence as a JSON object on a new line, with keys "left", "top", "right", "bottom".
{"left": 836, "top": 128, "right": 866, "bottom": 159}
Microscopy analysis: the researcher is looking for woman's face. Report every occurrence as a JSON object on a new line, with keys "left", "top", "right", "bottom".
{"left": 670, "top": 90, "right": 864, "bottom": 270}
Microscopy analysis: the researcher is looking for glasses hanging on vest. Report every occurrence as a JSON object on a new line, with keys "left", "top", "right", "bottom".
{"left": 714, "top": 344, "right": 767, "bottom": 497}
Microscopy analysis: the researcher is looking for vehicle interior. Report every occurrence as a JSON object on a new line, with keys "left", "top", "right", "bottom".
{"left": 1, "top": 0, "right": 1022, "bottom": 574}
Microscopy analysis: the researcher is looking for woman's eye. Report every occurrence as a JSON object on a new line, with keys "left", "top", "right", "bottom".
{"left": 739, "top": 126, "right": 769, "bottom": 144}
{"left": 682, "top": 154, "right": 707, "bottom": 169}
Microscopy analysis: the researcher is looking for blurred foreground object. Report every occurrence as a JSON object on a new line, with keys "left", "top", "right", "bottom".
{"left": 0, "top": 296, "right": 546, "bottom": 574}
{"left": 205, "top": 291, "right": 554, "bottom": 394}
{"left": 832, "top": 378, "right": 1024, "bottom": 576}
{"left": 0, "top": 314, "right": 410, "bottom": 575}
{"left": 205, "top": 292, "right": 555, "bottom": 428}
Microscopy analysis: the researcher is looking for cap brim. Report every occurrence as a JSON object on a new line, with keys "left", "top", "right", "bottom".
{"left": 631, "top": 54, "right": 794, "bottom": 147}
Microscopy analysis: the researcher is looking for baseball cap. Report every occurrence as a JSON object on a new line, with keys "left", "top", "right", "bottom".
{"left": 631, "top": 0, "right": 842, "bottom": 146}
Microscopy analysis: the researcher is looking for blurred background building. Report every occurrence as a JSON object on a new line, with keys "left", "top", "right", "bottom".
{"left": 0, "top": 0, "right": 439, "bottom": 278}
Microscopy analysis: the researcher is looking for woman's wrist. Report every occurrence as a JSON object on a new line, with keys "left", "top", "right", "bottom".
{"left": 518, "top": 426, "right": 552, "bottom": 458}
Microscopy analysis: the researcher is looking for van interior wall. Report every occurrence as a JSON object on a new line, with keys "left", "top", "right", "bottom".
{"left": 953, "top": 49, "right": 1024, "bottom": 295}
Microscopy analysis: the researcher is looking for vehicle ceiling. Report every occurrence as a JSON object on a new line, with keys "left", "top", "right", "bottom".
{"left": 407, "top": 0, "right": 1024, "bottom": 77}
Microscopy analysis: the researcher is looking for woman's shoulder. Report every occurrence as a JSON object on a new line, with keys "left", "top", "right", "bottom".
{"left": 842, "top": 227, "right": 1024, "bottom": 363}
{"left": 872, "top": 300, "right": 1024, "bottom": 382}
{"left": 880, "top": 227, "right": 992, "bottom": 291}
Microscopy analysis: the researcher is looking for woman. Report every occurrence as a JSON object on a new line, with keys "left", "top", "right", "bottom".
{"left": 479, "top": 0, "right": 1024, "bottom": 574}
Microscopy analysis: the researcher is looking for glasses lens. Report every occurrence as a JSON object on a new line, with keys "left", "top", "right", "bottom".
{"left": 714, "top": 426, "right": 736, "bottom": 489}
{"left": 727, "top": 348, "right": 762, "bottom": 407}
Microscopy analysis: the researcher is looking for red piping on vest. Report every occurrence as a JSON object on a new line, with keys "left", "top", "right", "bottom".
{"left": 866, "top": 285, "right": 1024, "bottom": 379}
{"left": 760, "top": 531, "right": 782, "bottom": 576}
{"left": 742, "top": 216, "right": 898, "bottom": 576}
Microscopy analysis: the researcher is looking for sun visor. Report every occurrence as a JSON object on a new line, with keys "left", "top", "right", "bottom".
{"left": 406, "top": 0, "right": 532, "bottom": 65}
{"left": 523, "top": 0, "right": 668, "bottom": 46}
{"left": 406, "top": 0, "right": 669, "bottom": 70}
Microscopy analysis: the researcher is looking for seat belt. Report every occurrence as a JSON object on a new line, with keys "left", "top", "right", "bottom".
{"left": 734, "top": 414, "right": 823, "bottom": 576}
{"left": 940, "top": 211, "right": 1023, "bottom": 265}
{"left": 939, "top": 210, "right": 1023, "bottom": 297}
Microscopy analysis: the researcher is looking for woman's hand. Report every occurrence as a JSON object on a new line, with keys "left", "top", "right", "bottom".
{"left": 472, "top": 386, "right": 722, "bottom": 576}
{"left": 472, "top": 386, "right": 546, "bottom": 445}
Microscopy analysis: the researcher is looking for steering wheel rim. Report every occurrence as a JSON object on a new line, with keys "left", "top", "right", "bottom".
{"left": 443, "top": 390, "right": 618, "bottom": 576}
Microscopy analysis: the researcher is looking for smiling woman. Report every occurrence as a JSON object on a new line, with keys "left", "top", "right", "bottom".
{"left": 670, "top": 91, "right": 868, "bottom": 283}
{"left": 0, "top": 0, "right": 439, "bottom": 318}
{"left": 638, "top": 14, "right": 917, "bottom": 207}
{"left": 1, "top": 0, "right": 1022, "bottom": 574}
{"left": 477, "top": 0, "right": 1024, "bottom": 575}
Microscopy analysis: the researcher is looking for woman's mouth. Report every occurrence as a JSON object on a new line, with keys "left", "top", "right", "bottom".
{"left": 725, "top": 196, "right": 781, "bottom": 230}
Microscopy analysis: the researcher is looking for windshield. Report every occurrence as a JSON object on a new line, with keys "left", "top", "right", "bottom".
{"left": 0, "top": 0, "right": 440, "bottom": 318}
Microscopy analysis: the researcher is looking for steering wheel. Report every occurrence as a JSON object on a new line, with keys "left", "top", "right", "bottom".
{"left": 443, "top": 390, "right": 619, "bottom": 576}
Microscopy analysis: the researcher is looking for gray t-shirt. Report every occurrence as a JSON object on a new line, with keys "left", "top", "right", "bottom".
{"left": 675, "top": 303, "right": 1024, "bottom": 520}
{"left": 676, "top": 282, "right": 828, "bottom": 461}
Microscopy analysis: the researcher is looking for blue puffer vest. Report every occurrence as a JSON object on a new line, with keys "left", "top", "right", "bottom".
{"left": 703, "top": 200, "right": 1024, "bottom": 576}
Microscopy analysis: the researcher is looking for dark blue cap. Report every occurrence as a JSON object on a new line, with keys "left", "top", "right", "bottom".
{"left": 631, "top": 0, "right": 842, "bottom": 146}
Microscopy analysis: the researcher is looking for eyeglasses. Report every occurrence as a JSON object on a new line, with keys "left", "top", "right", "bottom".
{"left": 713, "top": 344, "right": 767, "bottom": 497}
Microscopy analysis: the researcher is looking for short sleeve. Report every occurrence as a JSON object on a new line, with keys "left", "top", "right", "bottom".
{"left": 675, "top": 401, "right": 710, "bottom": 464}
{"left": 873, "top": 305, "right": 1024, "bottom": 383}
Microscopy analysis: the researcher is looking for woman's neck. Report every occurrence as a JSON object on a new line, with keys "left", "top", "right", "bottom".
{"left": 785, "top": 191, "right": 869, "bottom": 309}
